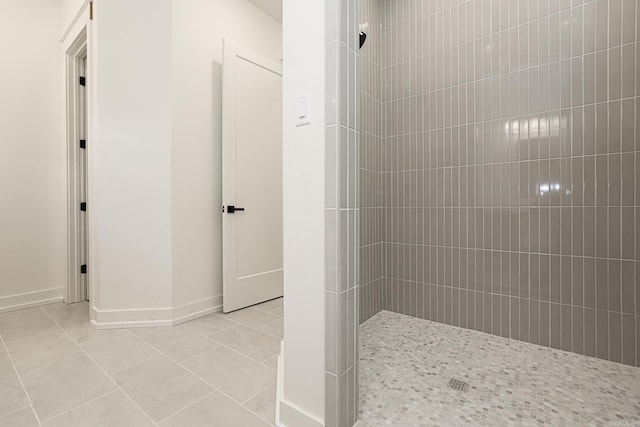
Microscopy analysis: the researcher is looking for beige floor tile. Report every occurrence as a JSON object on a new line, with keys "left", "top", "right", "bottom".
{"left": 58, "top": 318, "right": 118, "bottom": 344}
{"left": 0, "top": 361, "right": 29, "bottom": 417}
{"left": 159, "top": 391, "right": 270, "bottom": 427}
{"left": 0, "top": 343, "right": 10, "bottom": 365}
{"left": 210, "top": 325, "right": 280, "bottom": 362}
{"left": 262, "top": 355, "right": 278, "bottom": 371}
{"left": 183, "top": 347, "right": 275, "bottom": 403}
{"left": 131, "top": 326, "right": 217, "bottom": 362}
{"left": 112, "top": 355, "right": 212, "bottom": 422}
{"left": 42, "top": 391, "right": 154, "bottom": 427}
{"left": 259, "top": 318, "right": 283, "bottom": 339}
{"left": 41, "top": 303, "right": 89, "bottom": 323}
{"left": 244, "top": 383, "right": 277, "bottom": 425}
{"left": 267, "top": 307, "right": 283, "bottom": 317}
{"left": 80, "top": 331, "right": 158, "bottom": 374}
{"left": 0, "top": 311, "right": 58, "bottom": 344}
{"left": 5, "top": 331, "right": 81, "bottom": 378}
{"left": 217, "top": 308, "right": 279, "bottom": 328}
{"left": 22, "top": 353, "right": 116, "bottom": 421}
{"left": 251, "top": 298, "right": 283, "bottom": 314}
{"left": 183, "top": 314, "right": 235, "bottom": 336}
{"left": 0, "top": 407, "right": 39, "bottom": 427}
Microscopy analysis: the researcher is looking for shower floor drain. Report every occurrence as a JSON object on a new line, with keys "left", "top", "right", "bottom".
{"left": 447, "top": 378, "right": 470, "bottom": 392}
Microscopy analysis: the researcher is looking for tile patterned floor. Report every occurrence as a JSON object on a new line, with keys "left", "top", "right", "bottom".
{"left": 0, "top": 299, "right": 283, "bottom": 426}
{"left": 359, "top": 311, "right": 640, "bottom": 427}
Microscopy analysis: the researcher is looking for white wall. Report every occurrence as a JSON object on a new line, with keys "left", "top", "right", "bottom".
{"left": 170, "top": 0, "right": 281, "bottom": 308}
{"left": 0, "top": 0, "right": 283, "bottom": 324}
{"left": 91, "top": 0, "right": 281, "bottom": 325}
{"left": 92, "top": 0, "right": 174, "bottom": 318}
{"left": 61, "top": 0, "right": 86, "bottom": 35}
{"left": 280, "top": 0, "right": 326, "bottom": 424}
{"left": 0, "top": 0, "right": 66, "bottom": 311}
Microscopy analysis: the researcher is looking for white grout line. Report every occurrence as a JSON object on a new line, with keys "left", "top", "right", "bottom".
{"left": 0, "top": 406, "right": 32, "bottom": 421}
{"left": 105, "top": 347, "right": 163, "bottom": 377}
{"left": 0, "top": 334, "right": 42, "bottom": 426}
{"left": 153, "top": 390, "right": 218, "bottom": 424}
{"left": 37, "top": 306, "right": 159, "bottom": 427}
{"left": 178, "top": 327, "right": 278, "bottom": 371}
{"left": 39, "top": 390, "right": 120, "bottom": 425}
{"left": 241, "top": 380, "right": 276, "bottom": 405}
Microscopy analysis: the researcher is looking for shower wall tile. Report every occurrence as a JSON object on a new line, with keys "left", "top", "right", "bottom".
{"left": 359, "top": 0, "right": 385, "bottom": 326}
{"left": 327, "top": 0, "right": 360, "bottom": 425}
{"left": 365, "top": 0, "right": 640, "bottom": 368}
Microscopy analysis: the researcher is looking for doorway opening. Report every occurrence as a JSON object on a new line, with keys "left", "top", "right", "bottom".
{"left": 66, "top": 28, "right": 88, "bottom": 304}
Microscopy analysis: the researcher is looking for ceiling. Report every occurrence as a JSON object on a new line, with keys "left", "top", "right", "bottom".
{"left": 248, "top": 0, "right": 282, "bottom": 22}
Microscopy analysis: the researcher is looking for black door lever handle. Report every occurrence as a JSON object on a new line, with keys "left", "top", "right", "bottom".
{"left": 226, "top": 205, "right": 245, "bottom": 214}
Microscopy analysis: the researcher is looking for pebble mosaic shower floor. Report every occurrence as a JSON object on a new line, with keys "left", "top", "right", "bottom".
{"left": 359, "top": 311, "right": 640, "bottom": 426}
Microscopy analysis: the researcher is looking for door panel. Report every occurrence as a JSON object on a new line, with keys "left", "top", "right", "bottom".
{"left": 222, "top": 41, "right": 283, "bottom": 313}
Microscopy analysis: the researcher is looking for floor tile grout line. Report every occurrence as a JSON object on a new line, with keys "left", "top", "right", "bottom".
{"left": 0, "top": 334, "right": 42, "bottom": 426}
{"left": 125, "top": 328, "right": 226, "bottom": 369}
{"left": 206, "top": 325, "right": 283, "bottom": 363}
{"left": 213, "top": 313, "right": 283, "bottom": 339}
{"left": 37, "top": 306, "right": 160, "bottom": 427}
{"left": 105, "top": 348, "right": 164, "bottom": 377}
{"left": 260, "top": 355, "right": 279, "bottom": 371}
{"left": 154, "top": 390, "right": 218, "bottom": 424}
{"left": 131, "top": 329, "right": 275, "bottom": 424}
{"left": 241, "top": 380, "right": 276, "bottom": 405}
{"left": 0, "top": 405, "right": 32, "bottom": 421}
{"left": 251, "top": 303, "right": 284, "bottom": 315}
{"left": 179, "top": 325, "right": 278, "bottom": 371}
{"left": 39, "top": 390, "right": 121, "bottom": 425}
{"left": 240, "top": 381, "right": 278, "bottom": 426}
{"left": 182, "top": 309, "right": 283, "bottom": 342}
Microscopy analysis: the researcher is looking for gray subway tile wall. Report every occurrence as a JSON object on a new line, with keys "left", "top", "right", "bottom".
{"left": 359, "top": 0, "right": 386, "bottom": 324}
{"left": 358, "top": 0, "right": 640, "bottom": 368}
{"left": 327, "top": 0, "right": 360, "bottom": 425}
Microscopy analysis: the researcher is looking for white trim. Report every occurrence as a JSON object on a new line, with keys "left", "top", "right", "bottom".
{"left": 0, "top": 289, "right": 64, "bottom": 314}
{"left": 60, "top": 0, "right": 90, "bottom": 43}
{"left": 276, "top": 340, "right": 284, "bottom": 424}
{"left": 276, "top": 342, "right": 324, "bottom": 427}
{"left": 90, "top": 295, "right": 223, "bottom": 329}
{"left": 85, "top": 18, "right": 98, "bottom": 321}
{"left": 65, "top": 28, "right": 89, "bottom": 304}
{"left": 277, "top": 400, "right": 324, "bottom": 427}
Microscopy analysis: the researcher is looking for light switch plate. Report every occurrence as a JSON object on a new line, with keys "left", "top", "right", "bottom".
{"left": 296, "top": 93, "right": 311, "bottom": 127}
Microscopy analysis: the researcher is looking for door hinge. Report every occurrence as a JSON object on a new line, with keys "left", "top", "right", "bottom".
{"left": 80, "top": 202, "right": 87, "bottom": 211}
{"left": 79, "top": 76, "right": 86, "bottom": 86}
{"left": 80, "top": 139, "right": 86, "bottom": 149}
{"left": 80, "top": 264, "right": 87, "bottom": 274}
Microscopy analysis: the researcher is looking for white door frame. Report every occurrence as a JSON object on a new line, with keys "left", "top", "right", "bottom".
{"left": 65, "top": 28, "right": 89, "bottom": 303}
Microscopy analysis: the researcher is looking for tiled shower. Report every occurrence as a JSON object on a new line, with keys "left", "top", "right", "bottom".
{"left": 359, "top": 0, "right": 640, "bottom": 371}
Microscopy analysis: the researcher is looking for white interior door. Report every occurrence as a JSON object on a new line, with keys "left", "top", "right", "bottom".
{"left": 222, "top": 40, "right": 283, "bottom": 313}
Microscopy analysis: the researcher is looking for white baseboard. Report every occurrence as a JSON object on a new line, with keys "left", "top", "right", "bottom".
{"left": 91, "top": 295, "right": 222, "bottom": 329}
{"left": 276, "top": 341, "right": 324, "bottom": 427}
{"left": 0, "top": 288, "right": 64, "bottom": 314}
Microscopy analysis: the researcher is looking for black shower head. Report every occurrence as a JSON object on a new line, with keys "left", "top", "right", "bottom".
{"left": 359, "top": 32, "right": 367, "bottom": 49}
